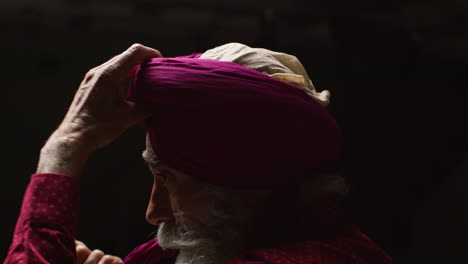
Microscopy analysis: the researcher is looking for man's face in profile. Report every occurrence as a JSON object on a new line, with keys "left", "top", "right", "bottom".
{"left": 142, "top": 133, "right": 268, "bottom": 264}
{"left": 142, "top": 134, "right": 231, "bottom": 248}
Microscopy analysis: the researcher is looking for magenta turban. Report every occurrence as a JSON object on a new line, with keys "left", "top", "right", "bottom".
{"left": 127, "top": 55, "right": 342, "bottom": 189}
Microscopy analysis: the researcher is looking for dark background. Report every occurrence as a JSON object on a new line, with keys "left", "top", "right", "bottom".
{"left": 1, "top": 0, "right": 467, "bottom": 263}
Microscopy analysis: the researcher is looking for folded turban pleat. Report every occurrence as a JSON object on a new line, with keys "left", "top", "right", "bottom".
{"left": 127, "top": 57, "right": 342, "bottom": 189}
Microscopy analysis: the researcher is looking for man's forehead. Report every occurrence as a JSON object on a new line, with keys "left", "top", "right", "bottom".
{"left": 145, "top": 133, "right": 158, "bottom": 155}
{"left": 143, "top": 134, "right": 163, "bottom": 167}
{"left": 145, "top": 133, "right": 151, "bottom": 148}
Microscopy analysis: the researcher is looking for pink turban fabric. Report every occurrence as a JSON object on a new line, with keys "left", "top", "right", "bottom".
{"left": 127, "top": 54, "right": 342, "bottom": 189}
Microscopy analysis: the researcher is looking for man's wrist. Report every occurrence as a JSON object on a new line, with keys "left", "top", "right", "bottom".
{"left": 36, "top": 130, "right": 93, "bottom": 178}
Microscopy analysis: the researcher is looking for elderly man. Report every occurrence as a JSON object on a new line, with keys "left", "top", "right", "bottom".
{"left": 4, "top": 43, "right": 392, "bottom": 264}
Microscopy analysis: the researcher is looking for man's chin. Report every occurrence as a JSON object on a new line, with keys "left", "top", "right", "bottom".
{"left": 156, "top": 218, "right": 245, "bottom": 264}
{"left": 157, "top": 220, "right": 215, "bottom": 250}
{"left": 157, "top": 220, "right": 190, "bottom": 249}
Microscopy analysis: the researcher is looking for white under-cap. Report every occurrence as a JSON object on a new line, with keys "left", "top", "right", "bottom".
{"left": 199, "top": 42, "right": 331, "bottom": 107}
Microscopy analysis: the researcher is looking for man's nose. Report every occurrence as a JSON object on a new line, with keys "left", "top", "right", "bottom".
{"left": 146, "top": 179, "right": 174, "bottom": 225}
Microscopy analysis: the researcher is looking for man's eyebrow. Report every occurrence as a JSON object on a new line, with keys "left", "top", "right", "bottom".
{"left": 142, "top": 150, "right": 164, "bottom": 168}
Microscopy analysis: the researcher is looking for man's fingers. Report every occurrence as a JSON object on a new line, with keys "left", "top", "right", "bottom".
{"left": 109, "top": 43, "right": 162, "bottom": 80}
{"left": 98, "top": 255, "right": 123, "bottom": 264}
{"left": 75, "top": 241, "right": 122, "bottom": 264}
{"left": 75, "top": 240, "right": 87, "bottom": 248}
{"left": 83, "top": 249, "right": 105, "bottom": 264}
{"left": 75, "top": 241, "right": 92, "bottom": 264}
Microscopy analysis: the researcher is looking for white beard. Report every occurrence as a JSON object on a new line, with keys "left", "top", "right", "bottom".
{"left": 157, "top": 220, "right": 221, "bottom": 264}
{"left": 156, "top": 188, "right": 250, "bottom": 264}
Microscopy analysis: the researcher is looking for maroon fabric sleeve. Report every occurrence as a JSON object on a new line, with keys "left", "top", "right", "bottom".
{"left": 3, "top": 173, "right": 80, "bottom": 264}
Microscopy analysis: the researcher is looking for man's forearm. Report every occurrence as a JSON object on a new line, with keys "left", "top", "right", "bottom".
{"left": 36, "top": 129, "right": 92, "bottom": 178}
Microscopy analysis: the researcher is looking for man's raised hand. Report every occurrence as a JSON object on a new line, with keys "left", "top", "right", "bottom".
{"left": 37, "top": 44, "right": 161, "bottom": 177}
{"left": 58, "top": 43, "right": 160, "bottom": 151}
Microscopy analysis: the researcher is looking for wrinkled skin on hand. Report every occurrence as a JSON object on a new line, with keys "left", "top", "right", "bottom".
{"left": 37, "top": 44, "right": 162, "bottom": 177}
{"left": 58, "top": 43, "right": 161, "bottom": 151}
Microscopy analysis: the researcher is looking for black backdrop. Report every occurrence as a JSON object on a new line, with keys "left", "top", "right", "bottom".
{"left": 1, "top": 0, "right": 467, "bottom": 263}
